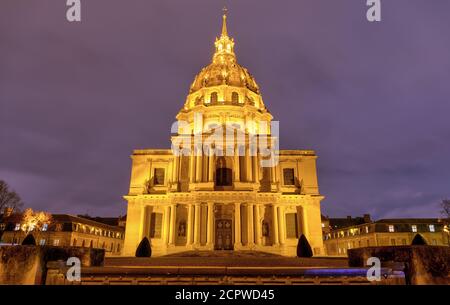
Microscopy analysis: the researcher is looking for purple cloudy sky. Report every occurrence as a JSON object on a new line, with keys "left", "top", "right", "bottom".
{"left": 1, "top": 0, "right": 449, "bottom": 219}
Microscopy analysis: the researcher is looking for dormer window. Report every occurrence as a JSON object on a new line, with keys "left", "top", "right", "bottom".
{"left": 210, "top": 92, "right": 218, "bottom": 104}
{"left": 154, "top": 168, "right": 165, "bottom": 185}
{"left": 283, "top": 168, "right": 295, "bottom": 186}
{"left": 232, "top": 92, "right": 239, "bottom": 104}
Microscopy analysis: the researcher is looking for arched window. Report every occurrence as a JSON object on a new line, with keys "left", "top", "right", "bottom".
{"left": 210, "top": 92, "right": 218, "bottom": 104}
{"left": 215, "top": 157, "right": 232, "bottom": 186}
{"left": 232, "top": 92, "right": 239, "bottom": 104}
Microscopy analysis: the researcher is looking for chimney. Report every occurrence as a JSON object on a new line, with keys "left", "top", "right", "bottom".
{"left": 4, "top": 207, "right": 13, "bottom": 217}
{"left": 363, "top": 214, "right": 371, "bottom": 223}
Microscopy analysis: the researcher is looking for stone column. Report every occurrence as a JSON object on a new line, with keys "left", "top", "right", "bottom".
{"left": 163, "top": 205, "right": 170, "bottom": 245}
{"left": 207, "top": 202, "right": 214, "bottom": 248}
{"left": 246, "top": 145, "right": 252, "bottom": 182}
{"left": 189, "top": 151, "right": 195, "bottom": 183}
{"left": 186, "top": 204, "right": 193, "bottom": 246}
{"left": 234, "top": 145, "right": 240, "bottom": 182}
{"left": 271, "top": 164, "right": 276, "bottom": 183}
{"left": 252, "top": 153, "right": 259, "bottom": 183}
{"left": 273, "top": 204, "right": 279, "bottom": 245}
{"left": 169, "top": 204, "right": 176, "bottom": 245}
{"left": 234, "top": 203, "right": 242, "bottom": 247}
{"left": 193, "top": 203, "right": 200, "bottom": 245}
{"left": 196, "top": 148, "right": 202, "bottom": 182}
{"left": 172, "top": 156, "right": 179, "bottom": 184}
{"left": 278, "top": 206, "right": 286, "bottom": 245}
{"left": 247, "top": 203, "right": 255, "bottom": 246}
{"left": 254, "top": 204, "right": 261, "bottom": 246}
{"left": 208, "top": 149, "right": 215, "bottom": 182}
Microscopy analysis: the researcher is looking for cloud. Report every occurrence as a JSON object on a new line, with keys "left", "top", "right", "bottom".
{"left": 1, "top": 0, "right": 450, "bottom": 219}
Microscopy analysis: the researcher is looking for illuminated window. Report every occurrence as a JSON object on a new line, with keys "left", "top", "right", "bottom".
{"left": 39, "top": 239, "right": 46, "bottom": 246}
{"left": 321, "top": 223, "right": 325, "bottom": 228}
{"left": 285, "top": 213, "right": 298, "bottom": 238}
{"left": 55, "top": 223, "right": 63, "bottom": 232}
{"left": 14, "top": 223, "right": 20, "bottom": 231}
{"left": 429, "top": 225, "right": 435, "bottom": 232}
{"left": 42, "top": 223, "right": 48, "bottom": 231}
{"left": 388, "top": 225, "right": 395, "bottom": 232}
{"left": 0, "top": 223, "right": 5, "bottom": 230}
{"left": 283, "top": 168, "right": 295, "bottom": 186}
{"left": 411, "top": 225, "right": 417, "bottom": 232}
{"left": 153, "top": 168, "right": 165, "bottom": 185}
{"left": 365, "top": 226, "right": 369, "bottom": 234}
{"left": 53, "top": 239, "right": 60, "bottom": 246}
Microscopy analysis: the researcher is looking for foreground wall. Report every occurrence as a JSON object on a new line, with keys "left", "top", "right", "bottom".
{"left": 348, "top": 246, "right": 450, "bottom": 285}
{"left": 0, "top": 246, "right": 104, "bottom": 285}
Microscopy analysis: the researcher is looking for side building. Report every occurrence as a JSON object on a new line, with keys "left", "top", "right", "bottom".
{"left": 0, "top": 212, "right": 125, "bottom": 256}
{"left": 323, "top": 217, "right": 449, "bottom": 256}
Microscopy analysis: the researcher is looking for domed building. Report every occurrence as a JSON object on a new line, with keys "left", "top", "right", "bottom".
{"left": 122, "top": 11, "right": 325, "bottom": 257}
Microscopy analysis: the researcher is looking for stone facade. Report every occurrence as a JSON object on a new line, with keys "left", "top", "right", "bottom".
{"left": 0, "top": 214, "right": 124, "bottom": 256}
{"left": 122, "top": 12, "right": 324, "bottom": 257}
{"left": 323, "top": 218, "right": 449, "bottom": 256}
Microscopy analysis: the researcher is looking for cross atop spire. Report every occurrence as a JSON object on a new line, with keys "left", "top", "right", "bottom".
{"left": 221, "top": 7, "right": 228, "bottom": 37}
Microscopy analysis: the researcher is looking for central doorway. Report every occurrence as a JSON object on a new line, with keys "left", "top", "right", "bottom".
{"left": 214, "top": 219, "right": 233, "bottom": 250}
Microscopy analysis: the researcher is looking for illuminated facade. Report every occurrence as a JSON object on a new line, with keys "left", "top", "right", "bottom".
{"left": 123, "top": 12, "right": 325, "bottom": 257}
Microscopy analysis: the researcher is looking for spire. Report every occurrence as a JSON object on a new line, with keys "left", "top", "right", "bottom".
{"left": 213, "top": 7, "right": 235, "bottom": 62}
{"left": 221, "top": 7, "right": 228, "bottom": 37}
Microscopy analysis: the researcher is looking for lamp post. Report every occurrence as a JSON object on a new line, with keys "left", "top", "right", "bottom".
{"left": 443, "top": 225, "right": 450, "bottom": 246}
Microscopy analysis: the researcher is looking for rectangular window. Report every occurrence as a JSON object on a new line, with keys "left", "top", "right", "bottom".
{"left": 429, "top": 225, "right": 435, "bottom": 232}
{"left": 388, "top": 225, "right": 395, "bottom": 232}
{"left": 402, "top": 239, "right": 407, "bottom": 245}
{"left": 153, "top": 168, "right": 165, "bottom": 185}
{"left": 150, "top": 213, "right": 163, "bottom": 238}
{"left": 283, "top": 168, "right": 295, "bottom": 186}
{"left": 365, "top": 226, "right": 369, "bottom": 234}
{"left": 391, "top": 239, "right": 396, "bottom": 245}
{"left": 53, "top": 239, "right": 60, "bottom": 246}
{"left": 39, "top": 239, "right": 46, "bottom": 246}
{"left": 411, "top": 225, "right": 417, "bottom": 232}
{"left": 0, "top": 223, "right": 5, "bottom": 230}
{"left": 42, "top": 223, "right": 48, "bottom": 231}
{"left": 14, "top": 223, "right": 21, "bottom": 231}
{"left": 285, "top": 213, "right": 298, "bottom": 238}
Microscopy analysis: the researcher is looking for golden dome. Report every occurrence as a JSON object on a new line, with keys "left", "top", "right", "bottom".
{"left": 189, "top": 12, "right": 260, "bottom": 95}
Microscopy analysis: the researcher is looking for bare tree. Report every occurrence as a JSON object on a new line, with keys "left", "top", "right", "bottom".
{"left": 441, "top": 199, "right": 450, "bottom": 220}
{"left": 0, "top": 180, "right": 24, "bottom": 213}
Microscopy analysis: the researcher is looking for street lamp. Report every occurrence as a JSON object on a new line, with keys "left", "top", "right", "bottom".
{"left": 443, "top": 225, "right": 450, "bottom": 246}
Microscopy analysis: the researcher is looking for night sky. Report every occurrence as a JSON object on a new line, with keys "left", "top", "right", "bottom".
{"left": 1, "top": 0, "right": 449, "bottom": 219}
